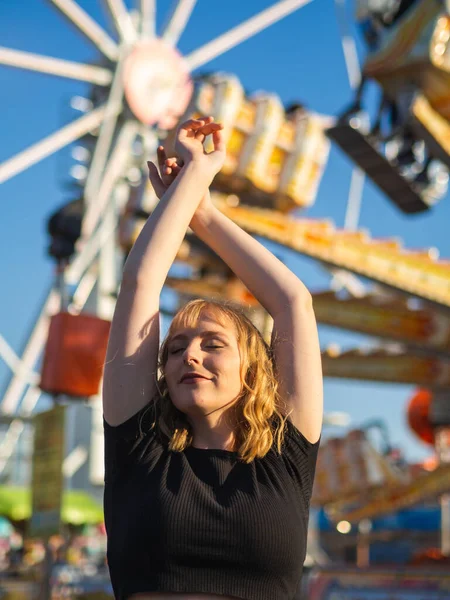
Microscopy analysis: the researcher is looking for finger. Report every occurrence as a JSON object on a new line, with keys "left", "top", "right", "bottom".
{"left": 157, "top": 146, "right": 169, "bottom": 175}
{"left": 165, "top": 157, "right": 183, "bottom": 177}
{"left": 163, "top": 156, "right": 183, "bottom": 177}
{"left": 159, "top": 150, "right": 178, "bottom": 185}
{"left": 147, "top": 161, "right": 166, "bottom": 199}
{"left": 195, "top": 122, "right": 223, "bottom": 145}
{"left": 195, "top": 132, "right": 206, "bottom": 144}
{"left": 165, "top": 156, "right": 182, "bottom": 169}
{"left": 197, "top": 121, "right": 222, "bottom": 133}
{"left": 196, "top": 122, "right": 223, "bottom": 138}
{"left": 197, "top": 115, "right": 214, "bottom": 124}
{"left": 212, "top": 129, "right": 226, "bottom": 153}
{"left": 179, "top": 118, "right": 208, "bottom": 131}
{"left": 177, "top": 117, "right": 214, "bottom": 141}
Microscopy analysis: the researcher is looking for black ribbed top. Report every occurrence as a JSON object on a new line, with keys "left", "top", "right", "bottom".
{"left": 103, "top": 403, "right": 319, "bottom": 600}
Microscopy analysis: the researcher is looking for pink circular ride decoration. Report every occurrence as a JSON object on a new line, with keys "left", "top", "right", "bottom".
{"left": 124, "top": 40, "right": 193, "bottom": 129}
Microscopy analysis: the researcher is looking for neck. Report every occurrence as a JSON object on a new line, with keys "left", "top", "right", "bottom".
{"left": 189, "top": 411, "right": 236, "bottom": 450}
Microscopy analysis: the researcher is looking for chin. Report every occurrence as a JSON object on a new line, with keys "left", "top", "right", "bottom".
{"left": 171, "top": 391, "right": 211, "bottom": 411}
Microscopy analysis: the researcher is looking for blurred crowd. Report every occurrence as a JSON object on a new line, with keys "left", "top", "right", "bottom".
{"left": 0, "top": 520, "right": 112, "bottom": 599}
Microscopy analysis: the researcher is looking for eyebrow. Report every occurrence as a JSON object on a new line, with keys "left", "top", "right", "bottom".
{"left": 169, "top": 330, "right": 228, "bottom": 345}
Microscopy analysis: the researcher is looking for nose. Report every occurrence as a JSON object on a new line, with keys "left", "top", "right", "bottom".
{"left": 182, "top": 344, "right": 201, "bottom": 365}
{"left": 183, "top": 353, "right": 199, "bottom": 366}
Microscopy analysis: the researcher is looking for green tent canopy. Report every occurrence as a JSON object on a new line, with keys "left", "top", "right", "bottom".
{"left": 0, "top": 486, "right": 103, "bottom": 525}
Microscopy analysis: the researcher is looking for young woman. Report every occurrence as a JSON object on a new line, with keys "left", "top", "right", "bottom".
{"left": 102, "top": 116, "right": 323, "bottom": 600}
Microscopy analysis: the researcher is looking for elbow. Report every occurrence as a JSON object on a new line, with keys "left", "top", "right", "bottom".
{"left": 273, "top": 286, "right": 313, "bottom": 318}
{"left": 289, "top": 285, "right": 313, "bottom": 311}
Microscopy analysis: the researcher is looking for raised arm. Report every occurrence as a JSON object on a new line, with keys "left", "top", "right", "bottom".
{"left": 103, "top": 118, "right": 225, "bottom": 426}
{"left": 189, "top": 196, "right": 323, "bottom": 443}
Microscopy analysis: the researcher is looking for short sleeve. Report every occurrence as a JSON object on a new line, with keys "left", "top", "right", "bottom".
{"left": 281, "top": 419, "right": 321, "bottom": 505}
{"left": 103, "top": 402, "right": 156, "bottom": 483}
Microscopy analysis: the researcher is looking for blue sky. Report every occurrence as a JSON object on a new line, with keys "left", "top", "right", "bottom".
{"left": 1, "top": 0, "right": 449, "bottom": 461}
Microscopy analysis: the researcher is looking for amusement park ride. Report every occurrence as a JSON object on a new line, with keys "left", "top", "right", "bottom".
{"left": 0, "top": 0, "right": 450, "bottom": 579}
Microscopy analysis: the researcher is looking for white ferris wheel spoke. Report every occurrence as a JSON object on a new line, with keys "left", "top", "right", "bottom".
{"left": 82, "top": 120, "right": 139, "bottom": 240}
{"left": 162, "top": 0, "right": 198, "bottom": 47}
{"left": 0, "top": 418, "right": 28, "bottom": 475}
{"left": 68, "top": 126, "right": 139, "bottom": 286}
{"left": 47, "top": 0, "right": 119, "bottom": 62}
{"left": 102, "top": 0, "right": 138, "bottom": 43}
{"left": 140, "top": 0, "right": 156, "bottom": 39}
{"left": 0, "top": 335, "right": 40, "bottom": 386}
{"left": 68, "top": 213, "right": 118, "bottom": 285}
{"left": 334, "top": 0, "right": 365, "bottom": 235}
{"left": 69, "top": 265, "right": 100, "bottom": 314}
{"left": 0, "top": 381, "right": 45, "bottom": 475}
{"left": 0, "top": 105, "right": 106, "bottom": 185}
{"left": 83, "top": 57, "right": 126, "bottom": 203}
{"left": 0, "top": 47, "right": 113, "bottom": 86}
{"left": 1, "top": 287, "right": 61, "bottom": 416}
{"left": 186, "top": 0, "right": 313, "bottom": 71}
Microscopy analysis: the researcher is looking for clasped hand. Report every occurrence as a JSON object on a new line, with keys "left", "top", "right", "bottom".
{"left": 147, "top": 117, "right": 225, "bottom": 221}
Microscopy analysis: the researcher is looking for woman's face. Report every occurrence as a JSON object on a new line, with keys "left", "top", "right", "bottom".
{"left": 164, "top": 311, "right": 243, "bottom": 418}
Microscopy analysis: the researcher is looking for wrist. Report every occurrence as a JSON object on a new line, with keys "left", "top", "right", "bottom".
{"left": 190, "top": 201, "right": 217, "bottom": 230}
{"left": 181, "top": 157, "right": 215, "bottom": 183}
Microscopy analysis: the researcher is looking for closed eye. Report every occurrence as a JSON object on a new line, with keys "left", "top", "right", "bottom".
{"left": 169, "top": 345, "right": 223, "bottom": 355}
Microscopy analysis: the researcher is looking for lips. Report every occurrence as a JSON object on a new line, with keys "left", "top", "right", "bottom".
{"left": 180, "top": 374, "right": 209, "bottom": 383}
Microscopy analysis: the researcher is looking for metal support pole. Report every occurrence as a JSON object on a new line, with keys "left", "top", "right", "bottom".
{"left": 435, "top": 427, "right": 450, "bottom": 555}
{"left": 442, "top": 494, "right": 450, "bottom": 556}
{"left": 356, "top": 519, "right": 371, "bottom": 567}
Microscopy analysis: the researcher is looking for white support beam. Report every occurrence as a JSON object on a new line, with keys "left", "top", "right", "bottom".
{"left": 334, "top": 0, "right": 361, "bottom": 90}
{"left": 69, "top": 266, "right": 99, "bottom": 314}
{"left": 0, "top": 386, "right": 42, "bottom": 476}
{"left": 0, "top": 105, "right": 106, "bottom": 184}
{"left": 68, "top": 148, "right": 136, "bottom": 289}
{"left": 162, "top": 0, "right": 197, "bottom": 46}
{"left": 102, "top": 0, "right": 138, "bottom": 43}
{"left": 82, "top": 121, "right": 139, "bottom": 239}
{"left": 186, "top": 0, "right": 313, "bottom": 71}
{"left": 344, "top": 167, "right": 365, "bottom": 231}
{"left": 68, "top": 216, "right": 118, "bottom": 286}
{"left": 0, "top": 47, "right": 113, "bottom": 85}
{"left": 83, "top": 58, "right": 125, "bottom": 203}
{"left": 0, "top": 335, "right": 40, "bottom": 386}
{"left": 47, "top": 0, "right": 119, "bottom": 61}
{"left": 140, "top": 0, "right": 156, "bottom": 39}
{"left": 329, "top": 268, "right": 366, "bottom": 297}
{"left": 1, "top": 287, "right": 60, "bottom": 415}
{"left": 0, "top": 420, "right": 26, "bottom": 474}
{"left": 334, "top": 0, "right": 365, "bottom": 234}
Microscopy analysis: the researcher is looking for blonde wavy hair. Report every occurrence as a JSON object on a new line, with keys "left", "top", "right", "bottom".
{"left": 146, "top": 298, "right": 289, "bottom": 463}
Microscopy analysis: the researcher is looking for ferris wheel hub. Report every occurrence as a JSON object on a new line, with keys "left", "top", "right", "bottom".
{"left": 123, "top": 40, "right": 193, "bottom": 129}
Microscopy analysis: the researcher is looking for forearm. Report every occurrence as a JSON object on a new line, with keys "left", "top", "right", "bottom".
{"left": 123, "top": 162, "right": 211, "bottom": 289}
{"left": 190, "top": 205, "right": 311, "bottom": 317}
